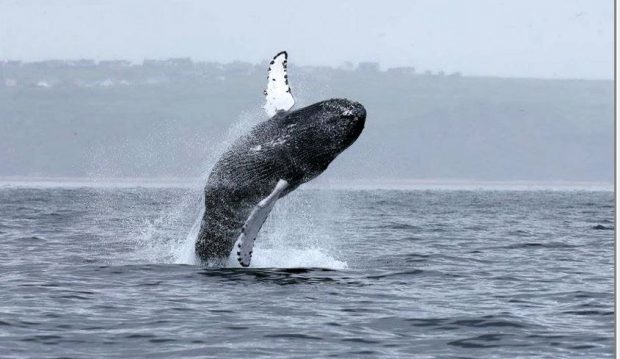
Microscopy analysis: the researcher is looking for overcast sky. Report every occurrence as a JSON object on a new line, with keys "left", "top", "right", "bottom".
{"left": 0, "top": 0, "right": 613, "bottom": 79}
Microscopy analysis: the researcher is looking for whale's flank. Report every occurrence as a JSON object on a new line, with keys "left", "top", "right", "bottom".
{"left": 195, "top": 52, "right": 366, "bottom": 266}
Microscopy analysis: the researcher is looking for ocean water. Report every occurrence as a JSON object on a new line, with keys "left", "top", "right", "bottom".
{"left": 0, "top": 185, "right": 614, "bottom": 358}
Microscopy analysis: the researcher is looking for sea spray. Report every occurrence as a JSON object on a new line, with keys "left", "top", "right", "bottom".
{"left": 89, "top": 109, "right": 263, "bottom": 265}
{"left": 95, "top": 95, "right": 350, "bottom": 268}
{"left": 249, "top": 188, "right": 349, "bottom": 269}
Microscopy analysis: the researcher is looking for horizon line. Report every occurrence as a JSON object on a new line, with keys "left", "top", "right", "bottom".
{"left": 0, "top": 177, "right": 612, "bottom": 192}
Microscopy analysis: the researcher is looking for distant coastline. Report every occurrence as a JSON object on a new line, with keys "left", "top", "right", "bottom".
{"left": 0, "top": 59, "right": 612, "bottom": 183}
{"left": 0, "top": 58, "right": 612, "bottom": 91}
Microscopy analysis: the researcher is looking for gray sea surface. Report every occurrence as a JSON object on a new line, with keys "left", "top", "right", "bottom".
{"left": 0, "top": 186, "right": 614, "bottom": 358}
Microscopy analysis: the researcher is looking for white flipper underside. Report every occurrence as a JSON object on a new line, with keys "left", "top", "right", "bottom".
{"left": 263, "top": 51, "right": 295, "bottom": 117}
{"left": 234, "top": 179, "right": 289, "bottom": 267}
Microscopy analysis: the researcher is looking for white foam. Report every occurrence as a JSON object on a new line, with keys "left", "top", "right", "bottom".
{"left": 172, "top": 204, "right": 203, "bottom": 265}
{"left": 229, "top": 247, "right": 348, "bottom": 270}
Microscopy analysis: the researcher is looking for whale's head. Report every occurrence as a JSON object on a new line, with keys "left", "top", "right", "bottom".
{"left": 275, "top": 98, "right": 366, "bottom": 180}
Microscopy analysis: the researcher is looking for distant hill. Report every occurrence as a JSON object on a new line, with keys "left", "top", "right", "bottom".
{"left": 0, "top": 60, "right": 613, "bottom": 183}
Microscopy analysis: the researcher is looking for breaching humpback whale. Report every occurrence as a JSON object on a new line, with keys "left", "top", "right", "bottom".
{"left": 195, "top": 51, "right": 366, "bottom": 267}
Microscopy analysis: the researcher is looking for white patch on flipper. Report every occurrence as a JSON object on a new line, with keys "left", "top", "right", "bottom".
{"left": 263, "top": 51, "right": 295, "bottom": 117}
{"left": 233, "top": 179, "right": 289, "bottom": 267}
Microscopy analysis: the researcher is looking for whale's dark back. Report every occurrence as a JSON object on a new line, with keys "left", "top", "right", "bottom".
{"left": 195, "top": 98, "right": 366, "bottom": 262}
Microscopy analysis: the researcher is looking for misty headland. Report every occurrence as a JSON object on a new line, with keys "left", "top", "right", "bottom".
{"left": 0, "top": 59, "right": 612, "bottom": 187}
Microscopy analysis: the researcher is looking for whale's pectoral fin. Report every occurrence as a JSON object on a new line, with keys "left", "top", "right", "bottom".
{"left": 234, "top": 179, "right": 289, "bottom": 267}
{"left": 263, "top": 51, "right": 295, "bottom": 117}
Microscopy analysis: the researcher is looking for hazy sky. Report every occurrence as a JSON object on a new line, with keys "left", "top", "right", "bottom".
{"left": 0, "top": 0, "right": 613, "bottom": 79}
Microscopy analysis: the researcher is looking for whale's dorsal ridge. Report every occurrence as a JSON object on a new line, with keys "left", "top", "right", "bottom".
{"left": 263, "top": 51, "right": 295, "bottom": 117}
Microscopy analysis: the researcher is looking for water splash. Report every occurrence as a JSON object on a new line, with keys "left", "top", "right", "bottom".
{"left": 162, "top": 189, "right": 348, "bottom": 269}
{"left": 172, "top": 199, "right": 203, "bottom": 265}
{"left": 97, "top": 102, "right": 348, "bottom": 269}
{"left": 124, "top": 186, "right": 203, "bottom": 265}
{"left": 239, "top": 247, "right": 348, "bottom": 269}
{"left": 237, "top": 189, "right": 349, "bottom": 269}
